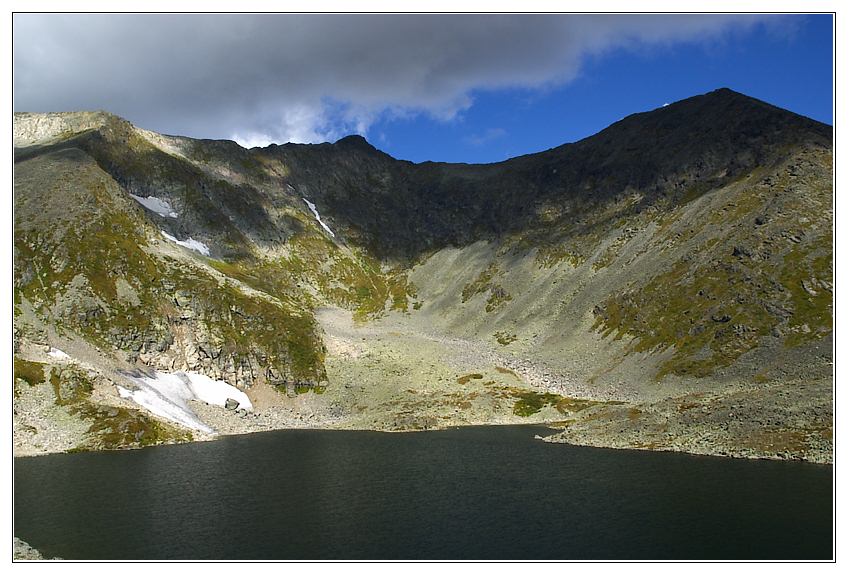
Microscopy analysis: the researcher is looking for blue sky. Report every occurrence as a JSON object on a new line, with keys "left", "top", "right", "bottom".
{"left": 371, "top": 14, "right": 834, "bottom": 164}
{"left": 15, "top": 14, "right": 833, "bottom": 164}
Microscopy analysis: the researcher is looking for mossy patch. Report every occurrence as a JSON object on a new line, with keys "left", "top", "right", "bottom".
{"left": 485, "top": 286, "right": 513, "bottom": 312}
{"left": 494, "top": 331, "right": 517, "bottom": 346}
{"left": 555, "top": 397, "right": 600, "bottom": 413}
{"left": 461, "top": 263, "right": 498, "bottom": 303}
{"left": 457, "top": 373, "right": 484, "bottom": 385}
{"left": 510, "top": 390, "right": 605, "bottom": 417}
{"left": 388, "top": 273, "right": 417, "bottom": 313}
{"left": 49, "top": 366, "right": 95, "bottom": 406}
{"left": 512, "top": 391, "right": 562, "bottom": 417}
{"left": 495, "top": 365, "right": 522, "bottom": 380}
{"left": 71, "top": 403, "right": 193, "bottom": 451}
{"left": 14, "top": 357, "right": 46, "bottom": 387}
{"left": 535, "top": 245, "right": 584, "bottom": 269}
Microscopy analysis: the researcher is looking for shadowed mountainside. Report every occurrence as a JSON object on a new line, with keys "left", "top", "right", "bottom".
{"left": 261, "top": 88, "right": 831, "bottom": 259}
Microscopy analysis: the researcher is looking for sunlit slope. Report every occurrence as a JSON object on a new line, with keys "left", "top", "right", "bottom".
{"left": 14, "top": 144, "right": 327, "bottom": 388}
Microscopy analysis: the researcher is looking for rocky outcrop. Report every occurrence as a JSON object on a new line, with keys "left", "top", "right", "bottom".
{"left": 13, "top": 111, "right": 112, "bottom": 147}
{"left": 13, "top": 537, "right": 55, "bottom": 560}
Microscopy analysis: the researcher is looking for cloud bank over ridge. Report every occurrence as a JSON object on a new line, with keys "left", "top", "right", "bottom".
{"left": 14, "top": 14, "right": 771, "bottom": 147}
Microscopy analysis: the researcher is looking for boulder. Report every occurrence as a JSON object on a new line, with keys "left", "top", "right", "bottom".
{"left": 801, "top": 279, "right": 818, "bottom": 296}
{"left": 224, "top": 398, "right": 240, "bottom": 410}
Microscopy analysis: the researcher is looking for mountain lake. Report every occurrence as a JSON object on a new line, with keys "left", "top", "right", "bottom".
{"left": 13, "top": 425, "right": 833, "bottom": 560}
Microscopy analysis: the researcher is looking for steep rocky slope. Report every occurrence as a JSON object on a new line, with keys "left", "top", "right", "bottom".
{"left": 12, "top": 88, "right": 833, "bottom": 460}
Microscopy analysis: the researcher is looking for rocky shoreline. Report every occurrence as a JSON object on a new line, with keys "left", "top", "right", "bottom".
{"left": 13, "top": 307, "right": 832, "bottom": 465}
{"left": 13, "top": 538, "right": 58, "bottom": 560}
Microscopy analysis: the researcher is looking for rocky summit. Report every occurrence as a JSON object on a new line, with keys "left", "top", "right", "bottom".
{"left": 13, "top": 88, "right": 833, "bottom": 462}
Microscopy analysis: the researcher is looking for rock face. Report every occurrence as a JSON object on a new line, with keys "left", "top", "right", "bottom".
{"left": 13, "top": 88, "right": 833, "bottom": 459}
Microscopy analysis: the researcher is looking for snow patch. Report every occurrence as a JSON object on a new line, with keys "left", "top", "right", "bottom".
{"left": 160, "top": 231, "right": 211, "bottom": 256}
{"left": 119, "top": 371, "right": 253, "bottom": 433}
{"left": 47, "top": 347, "right": 71, "bottom": 361}
{"left": 130, "top": 194, "right": 178, "bottom": 218}
{"left": 303, "top": 198, "right": 336, "bottom": 237}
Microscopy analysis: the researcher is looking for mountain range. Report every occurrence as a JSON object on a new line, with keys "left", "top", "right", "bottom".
{"left": 13, "top": 88, "right": 833, "bottom": 462}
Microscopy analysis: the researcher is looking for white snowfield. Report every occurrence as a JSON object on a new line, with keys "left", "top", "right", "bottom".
{"left": 47, "top": 347, "right": 71, "bottom": 361}
{"left": 119, "top": 370, "right": 253, "bottom": 433}
{"left": 160, "top": 231, "right": 211, "bottom": 256}
{"left": 303, "top": 198, "right": 336, "bottom": 237}
{"left": 130, "top": 194, "right": 178, "bottom": 218}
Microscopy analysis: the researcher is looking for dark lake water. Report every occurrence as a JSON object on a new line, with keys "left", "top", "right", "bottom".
{"left": 14, "top": 425, "right": 832, "bottom": 560}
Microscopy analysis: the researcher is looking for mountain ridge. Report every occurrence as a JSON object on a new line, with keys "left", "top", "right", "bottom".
{"left": 245, "top": 87, "right": 832, "bottom": 259}
{"left": 14, "top": 88, "right": 831, "bottom": 163}
{"left": 13, "top": 88, "right": 833, "bottom": 461}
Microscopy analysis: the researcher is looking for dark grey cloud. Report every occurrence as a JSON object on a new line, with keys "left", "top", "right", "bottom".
{"left": 14, "top": 14, "right": 770, "bottom": 146}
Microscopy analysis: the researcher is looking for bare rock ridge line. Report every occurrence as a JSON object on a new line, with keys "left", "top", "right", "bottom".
{"left": 13, "top": 88, "right": 833, "bottom": 462}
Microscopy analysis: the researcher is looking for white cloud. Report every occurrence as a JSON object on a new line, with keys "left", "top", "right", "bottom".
{"left": 230, "top": 131, "right": 276, "bottom": 150}
{"left": 14, "top": 14, "right": 774, "bottom": 145}
{"left": 230, "top": 102, "right": 341, "bottom": 147}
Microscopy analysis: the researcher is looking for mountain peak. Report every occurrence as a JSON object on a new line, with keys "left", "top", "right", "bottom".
{"left": 583, "top": 86, "right": 831, "bottom": 160}
{"left": 670, "top": 86, "right": 823, "bottom": 124}
{"left": 334, "top": 134, "right": 375, "bottom": 150}
{"left": 707, "top": 86, "right": 740, "bottom": 96}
